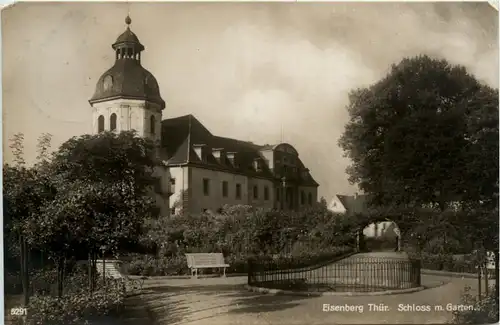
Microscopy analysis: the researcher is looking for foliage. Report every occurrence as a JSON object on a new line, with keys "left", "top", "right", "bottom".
{"left": 452, "top": 286, "right": 499, "bottom": 324}
{"left": 22, "top": 130, "right": 160, "bottom": 258}
{"left": 122, "top": 246, "right": 354, "bottom": 276}
{"left": 26, "top": 281, "right": 125, "bottom": 325}
{"left": 338, "top": 55, "right": 498, "bottom": 211}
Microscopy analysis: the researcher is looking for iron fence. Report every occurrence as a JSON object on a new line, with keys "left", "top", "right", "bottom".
{"left": 248, "top": 256, "right": 421, "bottom": 293}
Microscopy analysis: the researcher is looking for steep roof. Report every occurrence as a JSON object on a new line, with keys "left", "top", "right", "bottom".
{"left": 160, "top": 115, "right": 319, "bottom": 186}
{"left": 160, "top": 115, "right": 274, "bottom": 179}
{"left": 336, "top": 194, "right": 370, "bottom": 215}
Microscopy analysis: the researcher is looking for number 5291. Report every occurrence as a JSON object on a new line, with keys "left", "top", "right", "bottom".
{"left": 10, "top": 308, "right": 27, "bottom": 316}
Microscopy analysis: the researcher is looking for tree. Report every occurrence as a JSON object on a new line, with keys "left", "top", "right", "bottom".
{"left": 4, "top": 133, "right": 56, "bottom": 304}
{"left": 339, "top": 55, "right": 498, "bottom": 211}
{"left": 319, "top": 196, "right": 328, "bottom": 208}
{"left": 23, "top": 130, "right": 160, "bottom": 292}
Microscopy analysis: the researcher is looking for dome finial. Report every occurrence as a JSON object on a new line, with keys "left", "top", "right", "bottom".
{"left": 125, "top": 15, "right": 132, "bottom": 26}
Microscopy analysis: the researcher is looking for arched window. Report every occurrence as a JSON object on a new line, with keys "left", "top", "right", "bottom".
{"left": 308, "top": 193, "right": 313, "bottom": 206}
{"left": 110, "top": 113, "right": 117, "bottom": 131}
{"left": 150, "top": 115, "right": 156, "bottom": 135}
{"left": 97, "top": 115, "right": 105, "bottom": 133}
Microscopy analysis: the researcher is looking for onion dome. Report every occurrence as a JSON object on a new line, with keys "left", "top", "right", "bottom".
{"left": 89, "top": 16, "right": 165, "bottom": 109}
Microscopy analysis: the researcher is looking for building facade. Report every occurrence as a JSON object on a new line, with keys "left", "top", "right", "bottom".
{"left": 163, "top": 115, "right": 319, "bottom": 215}
{"left": 89, "top": 17, "right": 319, "bottom": 216}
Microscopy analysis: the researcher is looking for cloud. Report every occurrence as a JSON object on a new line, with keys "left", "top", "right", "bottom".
{"left": 2, "top": 2, "right": 498, "bottom": 201}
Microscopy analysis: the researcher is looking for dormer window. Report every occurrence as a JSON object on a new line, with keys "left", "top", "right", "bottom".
{"left": 212, "top": 148, "right": 225, "bottom": 163}
{"left": 193, "top": 144, "right": 206, "bottom": 162}
{"left": 253, "top": 159, "right": 262, "bottom": 171}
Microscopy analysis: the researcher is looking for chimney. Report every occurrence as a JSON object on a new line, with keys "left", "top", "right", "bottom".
{"left": 193, "top": 144, "right": 206, "bottom": 161}
{"left": 226, "top": 152, "right": 236, "bottom": 166}
{"left": 212, "top": 148, "right": 225, "bottom": 162}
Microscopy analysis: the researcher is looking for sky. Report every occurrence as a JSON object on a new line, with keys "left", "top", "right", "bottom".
{"left": 2, "top": 2, "right": 498, "bottom": 201}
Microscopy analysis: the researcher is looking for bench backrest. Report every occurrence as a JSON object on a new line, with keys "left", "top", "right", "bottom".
{"left": 185, "top": 253, "right": 226, "bottom": 267}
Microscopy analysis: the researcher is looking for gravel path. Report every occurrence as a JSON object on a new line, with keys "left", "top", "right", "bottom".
{"left": 140, "top": 274, "right": 488, "bottom": 325}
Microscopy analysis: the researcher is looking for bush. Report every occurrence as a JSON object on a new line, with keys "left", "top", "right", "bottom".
{"left": 26, "top": 278, "right": 125, "bottom": 325}
{"left": 121, "top": 254, "right": 188, "bottom": 276}
{"left": 452, "top": 286, "right": 498, "bottom": 324}
{"left": 418, "top": 253, "right": 477, "bottom": 273}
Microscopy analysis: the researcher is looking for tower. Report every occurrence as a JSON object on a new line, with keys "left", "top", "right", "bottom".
{"left": 89, "top": 16, "right": 171, "bottom": 216}
{"left": 89, "top": 15, "right": 165, "bottom": 145}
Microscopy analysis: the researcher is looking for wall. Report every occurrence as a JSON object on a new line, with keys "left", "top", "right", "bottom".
{"left": 328, "top": 196, "right": 347, "bottom": 213}
{"left": 90, "top": 98, "right": 162, "bottom": 143}
{"left": 296, "top": 186, "right": 317, "bottom": 209}
{"left": 169, "top": 166, "right": 187, "bottom": 215}
{"left": 189, "top": 166, "right": 250, "bottom": 214}
{"left": 247, "top": 177, "right": 275, "bottom": 209}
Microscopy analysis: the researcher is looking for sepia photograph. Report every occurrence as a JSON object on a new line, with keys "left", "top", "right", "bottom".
{"left": 2, "top": 1, "right": 499, "bottom": 325}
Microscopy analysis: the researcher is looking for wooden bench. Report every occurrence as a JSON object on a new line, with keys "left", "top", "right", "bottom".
{"left": 185, "top": 253, "right": 230, "bottom": 278}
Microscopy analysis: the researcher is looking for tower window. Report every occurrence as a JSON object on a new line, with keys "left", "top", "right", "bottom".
{"left": 110, "top": 113, "right": 117, "bottom": 131}
{"left": 308, "top": 192, "right": 313, "bottom": 206}
{"left": 98, "top": 115, "right": 105, "bottom": 133}
{"left": 150, "top": 115, "right": 156, "bottom": 135}
{"left": 253, "top": 185, "right": 258, "bottom": 199}
{"left": 264, "top": 186, "right": 269, "bottom": 200}
{"left": 103, "top": 75, "right": 113, "bottom": 90}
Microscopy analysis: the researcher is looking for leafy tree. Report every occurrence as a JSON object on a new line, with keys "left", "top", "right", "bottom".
{"left": 23, "top": 130, "right": 160, "bottom": 292}
{"left": 4, "top": 133, "right": 56, "bottom": 304}
{"left": 339, "top": 55, "right": 498, "bottom": 211}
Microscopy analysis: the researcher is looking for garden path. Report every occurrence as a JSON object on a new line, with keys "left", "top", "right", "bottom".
{"left": 139, "top": 274, "right": 488, "bottom": 325}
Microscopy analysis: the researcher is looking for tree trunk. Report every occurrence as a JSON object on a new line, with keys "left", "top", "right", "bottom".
{"left": 484, "top": 262, "right": 489, "bottom": 296}
{"left": 57, "top": 257, "right": 64, "bottom": 297}
{"left": 20, "top": 235, "right": 29, "bottom": 306}
{"left": 103, "top": 254, "right": 106, "bottom": 286}
{"left": 477, "top": 265, "right": 482, "bottom": 301}
{"left": 495, "top": 250, "right": 499, "bottom": 305}
{"left": 92, "top": 252, "right": 97, "bottom": 289}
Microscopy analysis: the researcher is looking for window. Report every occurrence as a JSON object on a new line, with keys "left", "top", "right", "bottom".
{"left": 253, "top": 185, "right": 258, "bottom": 199}
{"left": 110, "top": 113, "right": 117, "bottom": 131}
{"left": 203, "top": 178, "right": 210, "bottom": 196}
{"left": 235, "top": 184, "right": 241, "bottom": 199}
{"left": 264, "top": 186, "right": 269, "bottom": 200}
{"left": 150, "top": 115, "right": 156, "bottom": 135}
{"left": 301, "top": 191, "right": 306, "bottom": 205}
{"left": 97, "top": 115, "right": 105, "bottom": 133}
{"left": 222, "top": 181, "right": 228, "bottom": 198}
{"left": 308, "top": 193, "right": 313, "bottom": 205}
{"left": 276, "top": 188, "right": 280, "bottom": 201}
{"left": 103, "top": 75, "right": 113, "bottom": 90}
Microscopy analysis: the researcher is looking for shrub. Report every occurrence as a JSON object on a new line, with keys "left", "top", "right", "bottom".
{"left": 26, "top": 278, "right": 125, "bottom": 325}
{"left": 418, "top": 253, "right": 477, "bottom": 273}
{"left": 452, "top": 286, "right": 498, "bottom": 324}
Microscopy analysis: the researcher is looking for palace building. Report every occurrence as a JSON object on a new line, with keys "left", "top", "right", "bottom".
{"left": 89, "top": 17, "right": 319, "bottom": 216}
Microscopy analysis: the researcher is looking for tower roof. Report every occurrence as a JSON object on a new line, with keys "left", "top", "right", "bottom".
{"left": 112, "top": 16, "right": 144, "bottom": 51}
{"left": 89, "top": 16, "right": 165, "bottom": 108}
